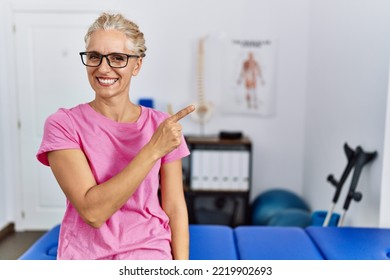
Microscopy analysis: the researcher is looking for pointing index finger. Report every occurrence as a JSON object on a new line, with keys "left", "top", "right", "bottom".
{"left": 169, "top": 105, "right": 195, "bottom": 122}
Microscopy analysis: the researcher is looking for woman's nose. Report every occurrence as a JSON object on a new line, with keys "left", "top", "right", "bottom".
{"left": 97, "top": 56, "right": 112, "bottom": 72}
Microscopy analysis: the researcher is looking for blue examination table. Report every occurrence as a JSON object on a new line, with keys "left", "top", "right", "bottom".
{"left": 19, "top": 224, "right": 390, "bottom": 260}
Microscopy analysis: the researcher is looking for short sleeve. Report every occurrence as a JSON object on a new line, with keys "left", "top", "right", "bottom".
{"left": 142, "top": 106, "right": 190, "bottom": 165}
{"left": 36, "top": 109, "right": 80, "bottom": 166}
{"left": 161, "top": 135, "right": 190, "bottom": 164}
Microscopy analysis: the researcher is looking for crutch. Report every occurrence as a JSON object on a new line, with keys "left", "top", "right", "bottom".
{"left": 337, "top": 146, "right": 377, "bottom": 226}
{"left": 323, "top": 143, "right": 357, "bottom": 226}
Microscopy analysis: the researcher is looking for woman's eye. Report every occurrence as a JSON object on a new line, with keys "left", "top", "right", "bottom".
{"left": 112, "top": 55, "right": 125, "bottom": 61}
{"left": 88, "top": 53, "right": 100, "bottom": 60}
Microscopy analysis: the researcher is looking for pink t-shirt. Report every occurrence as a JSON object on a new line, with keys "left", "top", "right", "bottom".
{"left": 36, "top": 103, "right": 190, "bottom": 260}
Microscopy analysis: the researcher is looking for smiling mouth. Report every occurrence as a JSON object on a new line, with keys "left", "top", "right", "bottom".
{"left": 97, "top": 77, "right": 118, "bottom": 86}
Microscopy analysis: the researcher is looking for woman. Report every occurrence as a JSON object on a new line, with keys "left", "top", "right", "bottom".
{"left": 36, "top": 13, "right": 194, "bottom": 260}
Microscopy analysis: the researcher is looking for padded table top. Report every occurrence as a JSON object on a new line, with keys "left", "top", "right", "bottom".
{"left": 189, "top": 225, "right": 238, "bottom": 260}
{"left": 306, "top": 226, "right": 390, "bottom": 260}
{"left": 234, "top": 226, "right": 324, "bottom": 260}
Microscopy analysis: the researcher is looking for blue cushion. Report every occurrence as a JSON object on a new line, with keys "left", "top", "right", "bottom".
{"left": 306, "top": 226, "right": 390, "bottom": 260}
{"left": 18, "top": 224, "right": 60, "bottom": 260}
{"left": 19, "top": 224, "right": 238, "bottom": 260}
{"left": 234, "top": 226, "right": 324, "bottom": 260}
{"left": 189, "top": 224, "right": 238, "bottom": 260}
{"left": 21, "top": 224, "right": 389, "bottom": 260}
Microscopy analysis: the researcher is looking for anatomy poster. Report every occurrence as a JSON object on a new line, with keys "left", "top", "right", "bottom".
{"left": 222, "top": 39, "right": 276, "bottom": 116}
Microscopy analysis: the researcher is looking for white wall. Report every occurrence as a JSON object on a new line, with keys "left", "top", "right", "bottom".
{"left": 303, "top": 0, "right": 390, "bottom": 227}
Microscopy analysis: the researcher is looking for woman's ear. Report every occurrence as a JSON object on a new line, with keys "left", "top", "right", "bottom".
{"left": 132, "top": 57, "right": 143, "bottom": 76}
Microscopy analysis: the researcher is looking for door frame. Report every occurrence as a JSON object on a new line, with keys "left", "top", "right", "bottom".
{"left": 6, "top": 0, "right": 122, "bottom": 230}
{"left": 380, "top": 60, "right": 390, "bottom": 228}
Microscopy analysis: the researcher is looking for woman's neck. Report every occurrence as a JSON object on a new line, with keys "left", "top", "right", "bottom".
{"left": 89, "top": 97, "right": 140, "bottom": 123}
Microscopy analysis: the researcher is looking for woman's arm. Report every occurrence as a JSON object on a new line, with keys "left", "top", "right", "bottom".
{"left": 47, "top": 144, "right": 158, "bottom": 228}
{"left": 160, "top": 160, "right": 189, "bottom": 260}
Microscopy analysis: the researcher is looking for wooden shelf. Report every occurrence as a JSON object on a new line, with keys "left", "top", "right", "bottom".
{"left": 183, "top": 135, "right": 253, "bottom": 227}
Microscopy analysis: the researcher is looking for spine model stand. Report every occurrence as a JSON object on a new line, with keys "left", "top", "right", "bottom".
{"left": 191, "top": 37, "right": 213, "bottom": 135}
{"left": 324, "top": 143, "right": 377, "bottom": 226}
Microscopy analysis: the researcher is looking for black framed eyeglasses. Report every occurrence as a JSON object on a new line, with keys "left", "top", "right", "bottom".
{"left": 79, "top": 51, "right": 139, "bottom": 68}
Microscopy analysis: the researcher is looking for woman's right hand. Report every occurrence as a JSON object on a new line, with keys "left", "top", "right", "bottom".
{"left": 147, "top": 105, "right": 195, "bottom": 159}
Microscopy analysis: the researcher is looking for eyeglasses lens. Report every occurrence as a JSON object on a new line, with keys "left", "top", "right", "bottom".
{"left": 81, "top": 52, "right": 128, "bottom": 68}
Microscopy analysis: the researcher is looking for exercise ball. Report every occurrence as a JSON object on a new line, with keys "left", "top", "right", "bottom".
{"left": 268, "top": 208, "right": 312, "bottom": 228}
{"left": 251, "top": 189, "right": 311, "bottom": 225}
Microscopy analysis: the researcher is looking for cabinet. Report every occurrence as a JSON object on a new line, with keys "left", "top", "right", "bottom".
{"left": 183, "top": 135, "right": 252, "bottom": 227}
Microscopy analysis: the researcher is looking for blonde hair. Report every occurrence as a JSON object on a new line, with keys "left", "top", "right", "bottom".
{"left": 85, "top": 13, "right": 146, "bottom": 57}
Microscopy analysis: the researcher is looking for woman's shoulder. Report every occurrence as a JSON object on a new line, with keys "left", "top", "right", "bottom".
{"left": 48, "top": 104, "right": 85, "bottom": 118}
{"left": 44, "top": 104, "right": 86, "bottom": 128}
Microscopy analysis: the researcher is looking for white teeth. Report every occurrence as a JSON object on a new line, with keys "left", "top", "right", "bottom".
{"left": 98, "top": 78, "right": 117, "bottom": 85}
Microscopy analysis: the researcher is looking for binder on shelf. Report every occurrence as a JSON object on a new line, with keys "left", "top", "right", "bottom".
{"left": 190, "top": 150, "right": 203, "bottom": 190}
{"left": 208, "top": 150, "right": 220, "bottom": 190}
{"left": 187, "top": 135, "right": 252, "bottom": 192}
{"left": 200, "top": 150, "right": 211, "bottom": 190}
{"left": 220, "top": 150, "right": 232, "bottom": 190}
{"left": 239, "top": 150, "right": 250, "bottom": 191}
{"left": 230, "top": 151, "right": 242, "bottom": 191}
